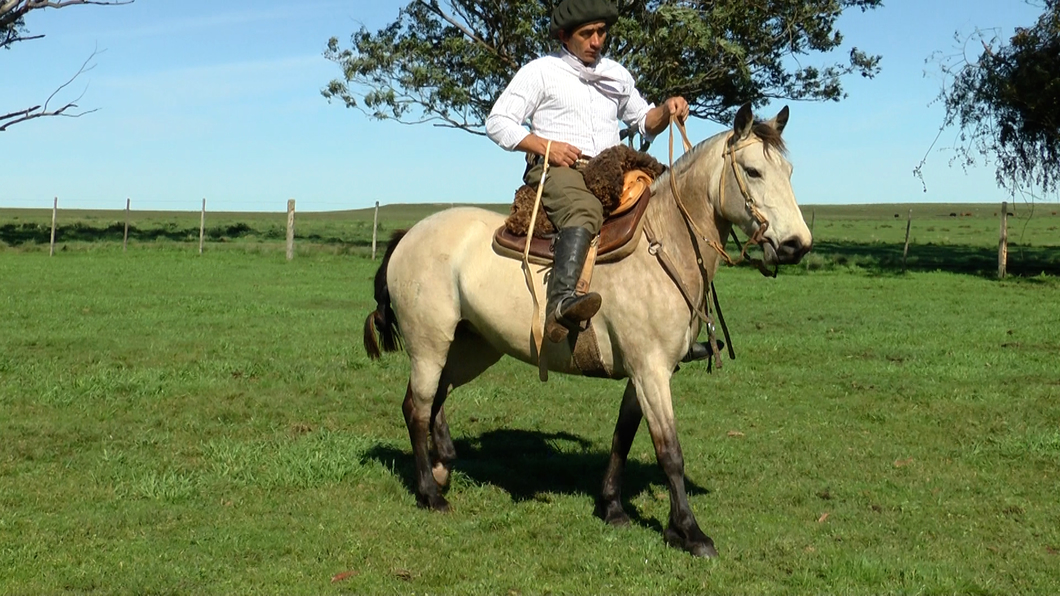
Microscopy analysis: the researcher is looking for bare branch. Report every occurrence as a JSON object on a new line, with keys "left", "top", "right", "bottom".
{"left": 2, "top": 0, "right": 132, "bottom": 48}
{"left": 0, "top": 47, "right": 101, "bottom": 132}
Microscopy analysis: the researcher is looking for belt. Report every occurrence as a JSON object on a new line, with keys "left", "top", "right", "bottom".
{"left": 528, "top": 154, "right": 591, "bottom": 172}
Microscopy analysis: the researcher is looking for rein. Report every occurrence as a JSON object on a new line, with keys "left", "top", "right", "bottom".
{"left": 648, "top": 115, "right": 780, "bottom": 367}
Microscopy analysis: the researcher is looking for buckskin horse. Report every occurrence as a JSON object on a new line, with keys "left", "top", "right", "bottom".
{"left": 363, "top": 104, "right": 812, "bottom": 557}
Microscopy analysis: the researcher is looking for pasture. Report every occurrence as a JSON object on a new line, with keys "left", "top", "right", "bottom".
{"left": 2, "top": 204, "right": 1059, "bottom": 594}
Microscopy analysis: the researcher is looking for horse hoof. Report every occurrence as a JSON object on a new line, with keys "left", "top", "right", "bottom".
{"left": 664, "top": 527, "right": 718, "bottom": 558}
{"left": 605, "top": 511, "right": 631, "bottom": 527}
{"left": 416, "top": 494, "right": 450, "bottom": 512}
{"left": 594, "top": 500, "right": 631, "bottom": 527}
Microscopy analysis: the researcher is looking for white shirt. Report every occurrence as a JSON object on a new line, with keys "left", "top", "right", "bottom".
{"left": 486, "top": 52, "right": 655, "bottom": 158}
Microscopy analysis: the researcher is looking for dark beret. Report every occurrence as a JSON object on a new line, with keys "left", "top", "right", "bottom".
{"left": 550, "top": 0, "right": 619, "bottom": 38}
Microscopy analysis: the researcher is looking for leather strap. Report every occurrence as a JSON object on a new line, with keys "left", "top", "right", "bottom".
{"left": 522, "top": 141, "right": 550, "bottom": 381}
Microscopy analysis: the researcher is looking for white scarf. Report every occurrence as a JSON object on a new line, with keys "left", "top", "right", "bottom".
{"left": 556, "top": 46, "right": 629, "bottom": 102}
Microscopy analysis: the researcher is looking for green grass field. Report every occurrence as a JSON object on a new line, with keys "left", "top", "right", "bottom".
{"left": 1, "top": 205, "right": 1059, "bottom": 594}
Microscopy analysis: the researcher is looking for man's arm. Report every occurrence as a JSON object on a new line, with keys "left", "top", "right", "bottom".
{"left": 515, "top": 134, "right": 583, "bottom": 168}
{"left": 644, "top": 97, "right": 690, "bottom": 136}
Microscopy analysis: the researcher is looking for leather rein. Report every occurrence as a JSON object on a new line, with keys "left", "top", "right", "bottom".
{"left": 642, "top": 115, "right": 778, "bottom": 369}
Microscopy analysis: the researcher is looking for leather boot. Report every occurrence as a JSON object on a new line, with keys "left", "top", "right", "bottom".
{"left": 545, "top": 227, "right": 602, "bottom": 343}
{"left": 682, "top": 339, "right": 725, "bottom": 363}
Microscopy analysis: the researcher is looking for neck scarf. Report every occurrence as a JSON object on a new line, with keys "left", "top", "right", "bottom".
{"left": 557, "top": 46, "right": 628, "bottom": 102}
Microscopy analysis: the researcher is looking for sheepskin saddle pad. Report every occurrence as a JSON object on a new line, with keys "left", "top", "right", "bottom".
{"left": 493, "top": 145, "right": 664, "bottom": 264}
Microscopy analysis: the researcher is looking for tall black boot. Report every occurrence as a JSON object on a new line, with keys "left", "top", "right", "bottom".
{"left": 545, "top": 227, "right": 602, "bottom": 343}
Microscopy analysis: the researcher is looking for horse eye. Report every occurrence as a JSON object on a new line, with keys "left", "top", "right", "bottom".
{"left": 744, "top": 166, "right": 761, "bottom": 178}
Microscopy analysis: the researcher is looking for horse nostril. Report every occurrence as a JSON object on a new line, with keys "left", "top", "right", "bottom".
{"left": 779, "top": 237, "right": 810, "bottom": 257}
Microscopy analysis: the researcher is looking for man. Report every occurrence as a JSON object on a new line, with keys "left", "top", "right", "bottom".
{"left": 486, "top": 0, "right": 689, "bottom": 343}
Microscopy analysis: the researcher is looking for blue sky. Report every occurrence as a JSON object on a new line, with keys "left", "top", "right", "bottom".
{"left": 0, "top": 0, "right": 1048, "bottom": 212}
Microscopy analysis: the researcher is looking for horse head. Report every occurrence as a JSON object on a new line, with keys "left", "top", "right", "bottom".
{"left": 714, "top": 103, "right": 812, "bottom": 266}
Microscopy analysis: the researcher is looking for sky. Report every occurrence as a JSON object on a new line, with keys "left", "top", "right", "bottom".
{"left": 0, "top": 0, "right": 1051, "bottom": 213}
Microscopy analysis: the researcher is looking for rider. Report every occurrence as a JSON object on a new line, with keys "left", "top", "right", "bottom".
{"left": 486, "top": 0, "right": 690, "bottom": 343}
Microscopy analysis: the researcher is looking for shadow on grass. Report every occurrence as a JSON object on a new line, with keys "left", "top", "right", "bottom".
{"left": 364, "top": 428, "right": 710, "bottom": 530}
{"left": 810, "top": 240, "right": 1060, "bottom": 278}
{"left": 0, "top": 222, "right": 376, "bottom": 247}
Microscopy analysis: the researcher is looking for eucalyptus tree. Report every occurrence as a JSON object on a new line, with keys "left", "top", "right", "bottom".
{"left": 323, "top": 0, "right": 883, "bottom": 135}
{"left": 931, "top": 0, "right": 1060, "bottom": 196}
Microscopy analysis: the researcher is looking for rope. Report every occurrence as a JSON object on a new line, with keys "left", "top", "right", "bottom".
{"left": 522, "top": 141, "right": 550, "bottom": 381}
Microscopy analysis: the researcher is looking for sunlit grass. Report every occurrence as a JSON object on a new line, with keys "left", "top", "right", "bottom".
{"left": 1, "top": 220, "right": 1059, "bottom": 593}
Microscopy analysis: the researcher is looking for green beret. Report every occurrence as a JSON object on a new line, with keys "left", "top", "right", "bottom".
{"left": 550, "top": 0, "right": 619, "bottom": 38}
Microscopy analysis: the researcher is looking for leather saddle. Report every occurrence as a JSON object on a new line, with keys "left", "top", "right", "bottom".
{"left": 493, "top": 171, "right": 653, "bottom": 265}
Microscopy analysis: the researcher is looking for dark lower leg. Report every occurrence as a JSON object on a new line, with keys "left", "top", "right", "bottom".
{"left": 430, "top": 402, "right": 455, "bottom": 488}
{"left": 653, "top": 435, "right": 717, "bottom": 557}
{"left": 403, "top": 383, "right": 449, "bottom": 511}
{"left": 596, "top": 382, "right": 642, "bottom": 526}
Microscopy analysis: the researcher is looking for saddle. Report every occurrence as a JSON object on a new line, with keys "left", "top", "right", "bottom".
{"left": 493, "top": 174, "right": 652, "bottom": 264}
{"left": 493, "top": 144, "right": 663, "bottom": 265}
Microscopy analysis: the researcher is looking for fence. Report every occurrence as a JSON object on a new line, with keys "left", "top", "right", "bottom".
{"left": 9, "top": 199, "right": 1058, "bottom": 278}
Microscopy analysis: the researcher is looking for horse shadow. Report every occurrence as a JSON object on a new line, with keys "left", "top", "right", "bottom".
{"left": 362, "top": 428, "right": 711, "bottom": 532}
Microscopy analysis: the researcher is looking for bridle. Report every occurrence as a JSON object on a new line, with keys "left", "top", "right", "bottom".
{"left": 667, "top": 116, "right": 777, "bottom": 277}
{"left": 644, "top": 115, "right": 780, "bottom": 368}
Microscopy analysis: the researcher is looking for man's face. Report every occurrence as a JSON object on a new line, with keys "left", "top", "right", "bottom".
{"left": 560, "top": 20, "right": 608, "bottom": 64}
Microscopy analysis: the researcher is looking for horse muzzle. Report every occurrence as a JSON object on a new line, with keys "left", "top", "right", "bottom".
{"left": 762, "top": 236, "right": 811, "bottom": 266}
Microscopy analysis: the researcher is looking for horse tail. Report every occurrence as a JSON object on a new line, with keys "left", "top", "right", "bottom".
{"left": 363, "top": 230, "right": 407, "bottom": 360}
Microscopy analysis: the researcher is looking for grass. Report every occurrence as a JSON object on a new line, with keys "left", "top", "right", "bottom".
{"left": 4, "top": 202, "right": 1058, "bottom": 276}
{"left": 1, "top": 206, "right": 1059, "bottom": 593}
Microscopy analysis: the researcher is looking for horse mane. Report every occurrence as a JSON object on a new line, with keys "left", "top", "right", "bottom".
{"left": 655, "top": 119, "right": 788, "bottom": 190}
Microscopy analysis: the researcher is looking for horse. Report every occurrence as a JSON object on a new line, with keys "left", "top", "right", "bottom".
{"left": 363, "top": 104, "right": 812, "bottom": 558}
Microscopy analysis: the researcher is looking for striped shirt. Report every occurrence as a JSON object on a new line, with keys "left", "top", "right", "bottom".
{"left": 486, "top": 52, "right": 655, "bottom": 158}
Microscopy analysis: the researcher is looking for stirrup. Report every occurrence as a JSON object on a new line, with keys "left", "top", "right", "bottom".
{"left": 682, "top": 340, "right": 725, "bottom": 363}
{"left": 545, "top": 293, "right": 601, "bottom": 343}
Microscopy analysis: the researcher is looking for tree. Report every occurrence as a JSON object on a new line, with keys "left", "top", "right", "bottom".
{"left": 322, "top": 0, "right": 882, "bottom": 136}
{"left": 1, "top": 0, "right": 132, "bottom": 132}
{"left": 929, "top": 0, "right": 1060, "bottom": 196}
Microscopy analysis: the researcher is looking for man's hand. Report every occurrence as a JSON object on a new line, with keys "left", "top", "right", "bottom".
{"left": 644, "top": 96, "right": 690, "bottom": 136}
{"left": 544, "top": 140, "right": 583, "bottom": 167}
{"left": 516, "top": 134, "right": 583, "bottom": 167}
{"left": 663, "top": 96, "right": 690, "bottom": 123}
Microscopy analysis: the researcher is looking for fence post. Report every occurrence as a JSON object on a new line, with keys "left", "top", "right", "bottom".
{"left": 49, "top": 197, "right": 58, "bottom": 256}
{"left": 199, "top": 198, "right": 206, "bottom": 255}
{"left": 123, "top": 198, "right": 130, "bottom": 252}
{"left": 998, "top": 201, "right": 1008, "bottom": 279}
{"left": 286, "top": 199, "right": 296, "bottom": 261}
{"left": 902, "top": 209, "right": 912, "bottom": 273}
{"left": 372, "top": 200, "right": 379, "bottom": 260}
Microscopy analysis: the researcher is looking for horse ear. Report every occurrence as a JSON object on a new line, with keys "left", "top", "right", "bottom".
{"left": 768, "top": 105, "right": 789, "bottom": 135}
{"left": 733, "top": 102, "right": 754, "bottom": 141}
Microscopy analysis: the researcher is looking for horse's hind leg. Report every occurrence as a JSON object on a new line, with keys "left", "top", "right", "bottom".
{"left": 430, "top": 323, "right": 502, "bottom": 489}
{"left": 595, "top": 380, "right": 642, "bottom": 526}
{"left": 402, "top": 357, "right": 450, "bottom": 511}
{"left": 633, "top": 369, "right": 718, "bottom": 558}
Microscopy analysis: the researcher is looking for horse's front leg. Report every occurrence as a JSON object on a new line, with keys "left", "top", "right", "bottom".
{"left": 595, "top": 380, "right": 642, "bottom": 526}
{"left": 634, "top": 370, "right": 718, "bottom": 558}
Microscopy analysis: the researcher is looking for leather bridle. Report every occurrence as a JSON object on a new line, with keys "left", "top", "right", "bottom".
{"left": 668, "top": 116, "right": 777, "bottom": 277}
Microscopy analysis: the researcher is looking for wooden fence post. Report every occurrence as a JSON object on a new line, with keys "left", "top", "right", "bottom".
{"left": 372, "top": 201, "right": 379, "bottom": 260}
{"left": 998, "top": 201, "right": 1008, "bottom": 279}
{"left": 123, "top": 198, "right": 130, "bottom": 252}
{"left": 286, "top": 199, "right": 296, "bottom": 261}
{"left": 902, "top": 209, "right": 912, "bottom": 273}
{"left": 49, "top": 197, "right": 58, "bottom": 256}
{"left": 199, "top": 198, "right": 206, "bottom": 255}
